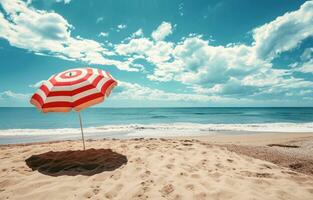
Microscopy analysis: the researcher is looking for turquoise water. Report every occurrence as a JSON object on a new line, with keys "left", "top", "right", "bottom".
{"left": 0, "top": 107, "right": 312, "bottom": 144}
{"left": 1, "top": 107, "right": 313, "bottom": 129}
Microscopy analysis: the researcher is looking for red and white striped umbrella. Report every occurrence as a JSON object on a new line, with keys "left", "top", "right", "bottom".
{"left": 30, "top": 67, "right": 117, "bottom": 149}
{"left": 31, "top": 67, "right": 117, "bottom": 113}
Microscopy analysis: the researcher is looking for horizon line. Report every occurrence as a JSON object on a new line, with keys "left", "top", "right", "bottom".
{"left": 0, "top": 106, "right": 313, "bottom": 109}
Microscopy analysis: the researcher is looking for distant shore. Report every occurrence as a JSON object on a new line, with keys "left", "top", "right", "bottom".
{"left": 1, "top": 132, "right": 313, "bottom": 199}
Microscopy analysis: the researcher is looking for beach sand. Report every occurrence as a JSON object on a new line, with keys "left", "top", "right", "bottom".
{"left": 0, "top": 132, "right": 313, "bottom": 200}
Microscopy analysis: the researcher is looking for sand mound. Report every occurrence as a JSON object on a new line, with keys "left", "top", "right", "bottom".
{"left": 224, "top": 144, "right": 313, "bottom": 176}
{"left": 25, "top": 148, "right": 127, "bottom": 176}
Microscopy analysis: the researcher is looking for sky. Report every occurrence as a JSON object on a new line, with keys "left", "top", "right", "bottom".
{"left": 0, "top": 0, "right": 313, "bottom": 107}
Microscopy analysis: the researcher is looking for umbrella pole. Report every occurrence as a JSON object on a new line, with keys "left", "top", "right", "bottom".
{"left": 78, "top": 112, "right": 86, "bottom": 150}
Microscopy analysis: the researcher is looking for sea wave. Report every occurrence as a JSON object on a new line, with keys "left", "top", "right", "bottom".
{"left": 0, "top": 122, "right": 312, "bottom": 137}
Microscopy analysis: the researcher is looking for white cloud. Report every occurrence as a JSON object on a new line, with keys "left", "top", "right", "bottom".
{"left": 115, "top": 37, "right": 173, "bottom": 67}
{"left": 252, "top": 0, "right": 313, "bottom": 60}
{"left": 291, "top": 48, "right": 313, "bottom": 73}
{"left": 151, "top": 22, "right": 173, "bottom": 41}
{"left": 116, "top": 8, "right": 313, "bottom": 99}
{"left": 119, "top": 29, "right": 144, "bottom": 43}
{"left": 298, "top": 59, "right": 313, "bottom": 73}
{"left": 98, "top": 32, "right": 109, "bottom": 37}
{"left": 119, "top": 2, "right": 313, "bottom": 100}
{"left": 56, "top": 0, "right": 72, "bottom": 4}
{"left": 29, "top": 0, "right": 73, "bottom": 4}
{"left": 0, "top": 90, "right": 29, "bottom": 100}
{"left": 0, "top": 0, "right": 138, "bottom": 71}
{"left": 28, "top": 80, "right": 45, "bottom": 88}
{"left": 116, "top": 24, "right": 127, "bottom": 32}
{"left": 96, "top": 17, "right": 104, "bottom": 23}
{"left": 112, "top": 81, "right": 217, "bottom": 102}
{"left": 116, "top": 38, "right": 154, "bottom": 55}
{"left": 132, "top": 29, "right": 144, "bottom": 38}
{"left": 301, "top": 48, "right": 313, "bottom": 61}
{"left": 148, "top": 36, "right": 265, "bottom": 85}
{"left": 153, "top": 35, "right": 313, "bottom": 98}
{"left": 178, "top": 3, "right": 184, "bottom": 16}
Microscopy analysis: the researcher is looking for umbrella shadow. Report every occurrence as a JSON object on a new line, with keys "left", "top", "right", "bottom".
{"left": 25, "top": 148, "right": 127, "bottom": 176}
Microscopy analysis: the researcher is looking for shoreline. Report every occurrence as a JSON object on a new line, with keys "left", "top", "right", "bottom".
{"left": 1, "top": 121, "right": 312, "bottom": 135}
{"left": 1, "top": 128, "right": 313, "bottom": 146}
{"left": 1, "top": 131, "right": 312, "bottom": 146}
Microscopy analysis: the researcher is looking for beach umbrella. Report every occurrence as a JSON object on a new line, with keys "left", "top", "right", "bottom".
{"left": 30, "top": 67, "right": 117, "bottom": 150}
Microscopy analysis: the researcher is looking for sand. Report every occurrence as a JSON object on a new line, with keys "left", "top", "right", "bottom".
{"left": 0, "top": 133, "right": 313, "bottom": 200}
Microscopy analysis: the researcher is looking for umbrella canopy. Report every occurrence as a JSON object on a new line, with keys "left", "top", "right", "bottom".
{"left": 30, "top": 67, "right": 117, "bottom": 150}
{"left": 30, "top": 68, "right": 117, "bottom": 113}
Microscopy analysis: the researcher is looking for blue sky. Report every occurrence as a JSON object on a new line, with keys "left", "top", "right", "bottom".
{"left": 0, "top": 0, "right": 313, "bottom": 107}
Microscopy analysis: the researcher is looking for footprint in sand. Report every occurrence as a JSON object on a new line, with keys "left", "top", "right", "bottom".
{"left": 185, "top": 184, "right": 195, "bottom": 191}
{"left": 160, "top": 184, "right": 175, "bottom": 196}
{"left": 91, "top": 185, "right": 101, "bottom": 195}
{"left": 191, "top": 174, "right": 201, "bottom": 179}
{"left": 165, "top": 164, "right": 174, "bottom": 169}
{"left": 140, "top": 170, "right": 151, "bottom": 179}
{"left": 211, "top": 172, "right": 222, "bottom": 180}
{"left": 146, "top": 144, "right": 158, "bottom": 150}
{"left": 105, "top": 183, "right": 124, "bottom": 199}
{"left": 132, "top": 186, "right": 150, "bottom": 199}
{"left": 140, "top": 179, "right": 154, "bottom": 186}
{"left": 93, "top": 188, "right": 100, "bottom": 195}
{"left": 215, "top": 163, "right": 223, "bottom": 169}
{"left": 83, "top": 191, "right": 93, "bottom": 199}
{"left": 199, "top": 159, "right": 208, "bottom": 166}
{"left": 169, "top": 158, "right": 175, "bottom": 162}
{"left": 134, "top": 145, "right": 142, "bottom": 149}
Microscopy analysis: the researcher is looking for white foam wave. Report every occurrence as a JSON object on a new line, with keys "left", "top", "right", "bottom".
{"left": 0, "top": 122, "right": 312, "bottom": 137}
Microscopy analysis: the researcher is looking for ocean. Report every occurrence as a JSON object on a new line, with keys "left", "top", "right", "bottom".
{"left": 0, "top": 107, "right": 312, "bottom": 144}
